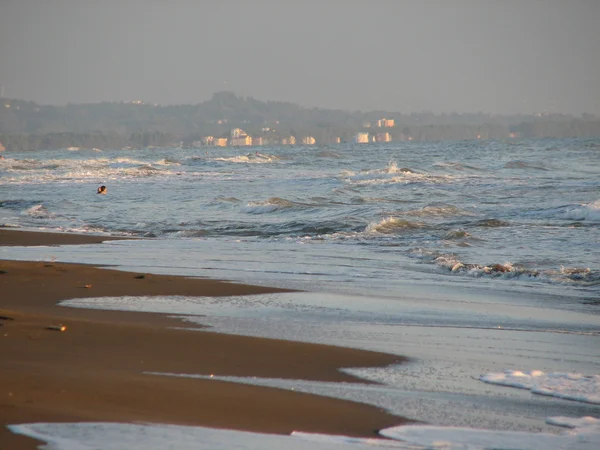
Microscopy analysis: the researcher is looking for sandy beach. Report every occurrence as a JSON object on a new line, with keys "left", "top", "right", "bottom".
{"left": 0, "top": 230, "right": 408, "bottom": 449}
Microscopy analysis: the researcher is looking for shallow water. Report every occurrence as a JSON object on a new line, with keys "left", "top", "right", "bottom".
{"left": 1, "top": 139, "right": 599, "bottom": 306}
{"left": 2, "top": 139, "right": 600, "bottom": 448}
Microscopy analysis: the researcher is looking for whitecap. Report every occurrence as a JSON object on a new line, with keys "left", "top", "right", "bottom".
{"left": 8, "top": 420, "right": 600, "bottom": 450}
{"left": 243, "top": 197, "right": 311, "bottom": 214}
{"left": 402, "top": 204, "right": 473, "bottom": 218}
{"left": 340, "top": 161, "right": 439, "bottom": 187}
{"left": 379, "top": 420, "right": 600, "bottom": 450}
{"left": 563, "top": 200, "right": 600, "bottom": 222}
{"left": 480, "top": 370, "right": 600, "bottom": 404}
{"left": 366, "top": 217, "right": 424, "bottom": 234}
{"left": 22, "top": 204, "right": 53, "bottom": 219}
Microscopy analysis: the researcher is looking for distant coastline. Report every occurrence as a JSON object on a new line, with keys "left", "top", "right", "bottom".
{"left": 1, "top": 91, "right": 599, "bottom": 151}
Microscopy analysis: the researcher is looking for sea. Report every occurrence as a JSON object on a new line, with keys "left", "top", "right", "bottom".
{"left": 1, "top": 138, "right": 600, "bottom": 449}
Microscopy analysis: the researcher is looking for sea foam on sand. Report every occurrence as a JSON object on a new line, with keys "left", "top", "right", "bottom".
{"left": 480, "top": 370, "right": 600, "bottom": 404}
{"left": 9, "top": 417, "right": 600, "bottom": 450}
{"left": 9, "top": 371, "right": 600, "bottom": 450}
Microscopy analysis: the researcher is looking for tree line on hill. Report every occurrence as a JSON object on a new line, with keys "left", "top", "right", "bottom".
{"left": 0, "top": 91, "right": 599, "bottom": 151}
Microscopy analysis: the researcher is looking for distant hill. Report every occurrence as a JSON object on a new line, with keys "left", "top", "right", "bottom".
{"left": 1, "top": 92, "right": 599, "bottom": 151}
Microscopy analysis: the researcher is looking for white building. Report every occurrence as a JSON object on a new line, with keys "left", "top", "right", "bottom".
{"left": 355, "top": 132, "right": 369, "bottom": 144}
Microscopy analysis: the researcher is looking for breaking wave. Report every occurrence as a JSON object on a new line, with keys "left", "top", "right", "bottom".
{"left": 215, "top": 153, "right": 280, "bottom": 164}
{"left": 243, "top": 197, "right": 314, "bottom": 214}
{"left": 402, "top": 203, "right": 473, "bottom": 218}
{"left": 2, "top": 156, "right": 181, "bottom": 184}
{"left": 366, "top": 217, "right": 425, "bottom": 234}
{"left": 408, "top": 248, "right": 599, "bottom": 286}
{"left": 339, "top": 161, "right": 442, "bottom": 187}
{"left": 474, "top": 218, "right": 510, "bottom": 227}
{"left": 23, "top": 204, "right": 55, "bottom": 219}
{"left": 562, "top": 200, "right": 600, "bottom": 222}
{"left": 443, "top": 229, "right": 472, "bottom": 240}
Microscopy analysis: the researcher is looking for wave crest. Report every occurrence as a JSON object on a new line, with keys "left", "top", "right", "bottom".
{"left": 366, "top": 217, "right": 424, "bottom": 234}
{"left": 243, "top": 197, "right": 307, "bottom": 214}
{"left": 563, "top": 200, "right": 600, "bottom": 221}
{"left": 504, "top": 160, "right": 549, "bottom": 171}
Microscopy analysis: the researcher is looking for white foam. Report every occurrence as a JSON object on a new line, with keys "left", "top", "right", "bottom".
{"left": 22, "top": 204, "right": 52, "bottom": 218}
{"left": 340, "top": 161, "right": 439, "bottom": 187}
{"left": 366, "top": 217, "right": 424, "bottom": 234}
{"left": 379, "top": 420, "right": 600, "bottom": 450}
{"left": 8, "top": 423, "right": 414, "bottom": 450}
{"left": 563, "top": 200, "right": 600, "bottom": 221}
{"left": 243, "top": 197, "right": 300, "bottom": 214}
{"left": 214, "top": 153, "right": 278, "bottom": 163}
{"left": 8, "top": 419, "right": 600, "bottom": 450}
{"left": 480, "top": 370, "right": 600, "bottom": 404}
{"left": 546, "top": 416, "right": 600, "bottom": 428}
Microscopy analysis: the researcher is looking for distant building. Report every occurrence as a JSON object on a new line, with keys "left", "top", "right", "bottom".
{"left": 376, "top": 118, "right": 395, "bottom": 128}
{"left": 282, "top": 136, "right": 296, "bottom": 145}
{"left": 301, "top": 136, "right": 316, "bottom": 145}
{"left": 253, "top": 136, "right": 265, "bottom": 146}
{"left": 231, "top": 135, "right": 252, "bottom": 146}
{"left": 230, "top": 128, "right": 252, "bottom": 146}
{"left": 375, "top": 132, "right": 392, "bottom": 143}
{"left": 231, "top": 128, "right": 247, "bottom": 139}
{"left": 0, "top": 141, "right": 5, "bottom": 152}
{"left": 202, "top": 136, "right": 215, "bottom": 146}
{"left": 215, "top": 138, "right": 228, "bottom": 147}
{"left": 355, "top": 132, "right": 370, "bottom": 144}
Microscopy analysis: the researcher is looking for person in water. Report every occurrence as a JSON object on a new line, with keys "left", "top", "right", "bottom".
{"left": 97, "top": 185, "right": 107, "bottom": 194}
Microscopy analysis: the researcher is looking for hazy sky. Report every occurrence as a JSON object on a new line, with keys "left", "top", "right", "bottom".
{"left": 1, "top": 0, "right": 599, "bottom": 115}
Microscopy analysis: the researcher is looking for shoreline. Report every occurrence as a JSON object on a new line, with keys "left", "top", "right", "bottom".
{"left": 0, "top": 229, "right": 409, "bottom": 449}
{"left": 0, "top": 228, "right": 134, "bottom": 247}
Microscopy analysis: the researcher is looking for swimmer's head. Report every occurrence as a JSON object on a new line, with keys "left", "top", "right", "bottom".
{"left": 97, "top": 185, "right": 107, "bottom": 194}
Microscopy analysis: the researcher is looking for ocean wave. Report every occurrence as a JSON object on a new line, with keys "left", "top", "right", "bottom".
{"left": 442, "top": 229, "right": 472, "bottom": 240}
{"left": 155, "top": 158, "right": 181, "bottom": 166}
{"left": 402, "top": 203, "right": 474, "bottom": 218}
{"left": 0, "top": 199, "right": 42, "bottom": 210}
{"left": 2, "top": 156, "right": 180, "bottom": 183}
{"left": 22, "top": 204, "right": 55, "bottom": 219}
{"left": 215, "top": 153, "right": 280, "bottom": 164}
{"left": 504, "top": 160, "right": 550, "bottom": 171}
{"left": 366, "top": 217, "right": 425, "bottom": 234}
{"left": 243, "top": 197, "right": 313, "bottom": 214}
{"left": 341, "top": 161, "right": 454, "bottom": 187}
{"left": 436, "top": 257, "right": 529, "bottom": 278}
{"left": 173, "top": 218, "right": 357, "bottom": 238}
{"left": 562, "top": 200, "right": 600, "bottom": 221}
{"left": 5, "top": 158, "right": 47, "bottom": 170}
{"left": 433, "top": 161, "right": 484, "bottom": 171}
{"left": 480, "top": 370, "right": 600, "bottom": 405}
{"left": 447, "top": 260, "right": 599, "bottom": 286}
{"left": 315, "top": 150, "right": 341, "bottom": 158}
{"left": 474, "top": 218, "right": 510, "bottom": 227}
{"left": 408, "top": 248, "right": 599, "bottom": 286}
{"left": 212, "top": 196, "right": 242, "bottom": 204}
{"left": 134, "top": 164, "right": 163, "bottom": 174}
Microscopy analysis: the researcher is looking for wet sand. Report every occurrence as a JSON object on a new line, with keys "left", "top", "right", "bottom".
{"left": 0, "top": 230, "right": 408, "bottom": 449}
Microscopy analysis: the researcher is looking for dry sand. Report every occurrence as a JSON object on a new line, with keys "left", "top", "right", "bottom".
{"left": 0, "top": 229, "right": 408, "bottom": 449}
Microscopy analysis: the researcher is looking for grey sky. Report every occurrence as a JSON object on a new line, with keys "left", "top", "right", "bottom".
{"left": 1, "top": 0, "right": 599, "bottom": 115}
